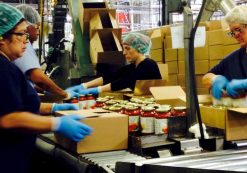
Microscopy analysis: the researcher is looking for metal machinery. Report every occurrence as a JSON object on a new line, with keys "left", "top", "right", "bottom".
{"left": 33, "top": 0, "right": 247, "bottom": 173}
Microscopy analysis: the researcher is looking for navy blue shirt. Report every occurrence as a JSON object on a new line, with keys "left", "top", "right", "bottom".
{"left": 209, "top": 47, "right": 247, "bottom": 80}
{"left": 103, "top": 58, "right": 162, "bottom": 91}
{"left": 0, "top": 55, "right": 41, "bottom": 173}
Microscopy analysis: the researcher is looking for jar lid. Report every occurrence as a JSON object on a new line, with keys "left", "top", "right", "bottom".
{"left": 105, "top": 100, "right": 117, "bottom": 105}
{"left": 125, "top": 106, "right": 138, "bottom": 110}
{"left": 173, "top": 106, "right": 186, "bottom": 111}
{"left": 156, "top": 107, "right": 171, "bottom": 112}
{"left": 109, "top": 106, "right": 122, "bottom": 111}
{"left": 141, "top": 106, "right": 155, "bottom": 111}
{"left": 102, "top": 105, "right": 110, "bottom": 110}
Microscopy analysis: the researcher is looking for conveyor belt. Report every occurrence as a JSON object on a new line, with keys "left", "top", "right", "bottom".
{"left": 130, "top": 148, "right": 247, "bottom": 173}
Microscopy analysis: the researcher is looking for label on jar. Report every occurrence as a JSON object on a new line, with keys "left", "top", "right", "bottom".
{"left": 87, "top": 99, "right": 96, "bottom": 109}
{"left": 155, "top": 118, "right": 168, "bottom": 135}
{"left": 79, "top": 100, "right": 87, "bottom": 109}
{"left": 129, "top": 115, "right": 139, "bottom": 132}
{"left": 140, "top": 117, "right": 154, "bottom": 134}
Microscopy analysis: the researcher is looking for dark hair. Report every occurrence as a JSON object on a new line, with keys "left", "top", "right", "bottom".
{"left": 2, "top": 18, "right": 26, "bottom": 39}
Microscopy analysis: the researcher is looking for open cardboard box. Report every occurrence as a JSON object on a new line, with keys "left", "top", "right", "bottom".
{"left": 200, "top": 105, "right": 247, "bottom": 141}
{"left": 54, "top": 109, "right": 128, "bottom": 154}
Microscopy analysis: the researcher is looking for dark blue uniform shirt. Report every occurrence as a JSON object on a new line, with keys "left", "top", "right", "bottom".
{"left": 0, "top": 55, "right": 40, "bottom": 173}
{"left": 103, "top": 58, "right": 162, "bottom": 91}
{"left": 209, "top": 47, "right": 247, "bottom": 80}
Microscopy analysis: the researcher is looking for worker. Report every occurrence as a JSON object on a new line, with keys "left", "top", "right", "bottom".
{"left": 202, "top": 5, "right": 247, "bottom": 99}
{"left": 0, "top": 3, "right": 92, "bottom": 173}
{"left": 67, "top": 32, "right": 162, "bottom": 95}
{"left": 13, "top": 4, "right": 76, "bottom": 100}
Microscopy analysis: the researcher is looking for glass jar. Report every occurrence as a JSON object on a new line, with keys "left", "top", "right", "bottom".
{"left": 79, "top": 95, "right": 87, "bottom": 109}
{"left": 109, "top": 106, "right": 123, "bottom": 113}
{"left": 172, "top": 106, "right": 187, "bottom": 117}
{"left": 95, "top": 98, "right": 107, "bottom": 109}
{"left": 232, "top": 93, "right": 247, "bottom": 108}
{"left": 86, "top": 94, "right": 96, "bottom": 109}
{"left": 155, "top": 107, "right": 171, "bottom": 135}
{"left": 124, "top": 106, "right": 140, "bottom": 133}
{"left": 140, "top": 106, "right": 155, "bottom": 134}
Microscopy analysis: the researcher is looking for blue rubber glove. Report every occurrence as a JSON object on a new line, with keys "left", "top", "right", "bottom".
{"left": 212, "top": 75, "right": 229, "bottom": 99}
{"left": 51, "top": 103, "right": 79, "bottom": 113}
{"left": 78, "top": 87, "right": 100, "bottom": 95}
{"left": 66, "top": 84, "right": 86, "bottom": 93}
{"left": 65, "top": 89, "right": 79, "bottom": 99}
{"left": 226, "top": 79, "right": 247, "bottom": 97}
{"left": 54, "top": 115, "right": 93, "bottom": 142}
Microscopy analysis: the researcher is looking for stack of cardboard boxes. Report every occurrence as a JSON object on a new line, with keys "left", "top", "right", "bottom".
{"left": 78, "top": 0, "right": 125, "bottom": 66}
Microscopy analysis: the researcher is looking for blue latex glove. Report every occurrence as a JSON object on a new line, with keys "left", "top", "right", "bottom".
{"left": 65, "top": 89, "right": 79, "bottom": 99}
{"left": 51, "top": 103, "right": 79, "bottom": 113}
{"left": 66, "top": 84, "right": 86, "bottom": 93}
{"left": 226, "top": 79, "right": 247, "bottom": 97}
{"left": 212, "top": 75, "right": 229, "bottom": 99}
{"left": 79, "top": 87, "right": 100, "bottom": 95}
{"left": 54, "top": 115, "right": 92, "bottom": 142}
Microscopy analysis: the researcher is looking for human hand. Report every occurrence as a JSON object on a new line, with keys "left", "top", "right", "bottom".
{"left": 65, "top": 89, "right": 79, "bottom": 100}
{"left": 211, "top": 75, "right": 229, "bottom": 99}
{"left": 66, "top": 84, "right": 86, "bottom": 93}
{"left": 226, "top": 79, "right": 247, "bottom": 97}
{"left": 53, "top": 115, "right": 92, "bottom": 142}
{"left": 51, "top": 103, "right": 79, "bottom": 113}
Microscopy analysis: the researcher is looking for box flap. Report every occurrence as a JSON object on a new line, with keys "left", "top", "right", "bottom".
{"left": 55, "top": 110, "right": 112, "bottom": 118}
{"left": 228, "top": 108, "right": 247, "bottom": 114}
{"left": 134, "top": 79, "right": 167, "bottom": 96}
{"left": 150, "top": 86, "right": 185, "bottom": 100}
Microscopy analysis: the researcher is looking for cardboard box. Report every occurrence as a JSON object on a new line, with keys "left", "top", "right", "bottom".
{"left": 55, "top": 109, "right": 128, "bottom": 153}
{"left": 150, "top": 49, "right": 163, "bottom": 62}
{"left": 164, "top": 48, "right": 177, "bottom": 62}
{"left": 196, "top": 87, "right": 209, "bottom": 95}
{"left": 209, "top": 45, "right": 224, "bottom": 60}
{"left": 167, "top": 61, "right": 178, "bottom": 74}
{"left": 89, "top": 11, "right": 121, "bottom": 39}
{"left": 178, "top": 46, "right": 209, "bottom": 61}
{"left": 177, "top": 74, "right": 205, "bottom": 88}
{"left": 206, "top": 20, "right": 222, "bottom": 31}
{"left": 158, "top": 63, "right": 169, "bottom": 80}
{"left": 167, "top": 74, "right": 178, "bottom": 85}
{"left": 209, "top": 59, "right": 221, "bottom": 69}
{"left": 207, "top": 30, "right": 223, "bottom": 46}
{"left": 223, "top": 44, "right": 240, "bottom": 57}
{"left": 90, "top": 30, "right": 125, "bottom": 65}
{"left": 150, "top": 86, "right": 186, "bottom": 106}
{"left": 78, "top": 0, "right": 114, "bottom": 35}
{"left": 160, "top": 25, "right": 171, "bottom": 38}
{"left": 178, "top": 60, "right": 209, "bottom": 75}
{"left": 99, "top": 89, "right": 132, "bottom": 100}
{"left": 164, "top": 37, "right": 172, "bottom": 49}
{"left": 200, "top": 106, "right": 247, "bottom": 141}
{"left": 222, "top": 30, "right": 238, "bottom": 45}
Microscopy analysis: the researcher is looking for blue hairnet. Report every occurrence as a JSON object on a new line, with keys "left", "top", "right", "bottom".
{"left": 16, "top": 4, "right": 41, "bottom": 24}
{"left": 123, "top": 32, "right": 152, "bottom": 54}
{"left": 0, "top": 3, "right": 24, "bottom": 37}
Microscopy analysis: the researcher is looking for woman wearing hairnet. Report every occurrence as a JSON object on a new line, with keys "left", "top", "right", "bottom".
{"left": 0, "top": 3, "right": 92, "bottom": 173}
{"left": 13, "top": 4, "right": 76, "bottom": 100}
{"left": 203, "top": 6, "right": 247, "bottom": 99}
{"left": 67, "top": 32, "right": 162, "bottom": 95}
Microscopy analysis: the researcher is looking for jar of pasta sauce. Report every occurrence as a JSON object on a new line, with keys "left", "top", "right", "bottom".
{"left": 155, "top": 107, "right": 171, "bottom": 135}
{"left": 86, "top": 94, "right": 96, "bottom": 109}
{"left": 140, "top": 106, "right": 155, "bottom": 134}
{"left": 124, "top": 106, "right": 140, "bottom": 133}
{"left": 79, "top": 95, "right": 87, "bottom": 109}
{"left": 109, "top": 106, "right": 123, "bottom": 113}
{"left": 65, "top": 96, "right": 79, "bottom": 107}
{"left": 95, "top": 98, "right": 107, "bottom": 109}
{"left": 172, "top": 106, "right": 187, "bottom": 117}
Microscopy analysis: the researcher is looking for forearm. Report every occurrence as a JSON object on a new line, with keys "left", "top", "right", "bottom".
{"left": 30, "top": 69, "right": 67, "bottom": 98}
{"left": 0, "top": 111, "right": 52, "bottom": 133}
{"left": 84, "top": 77, "right": 103, "bottom": 88}
{"left": 202, "top": 73, "right": 218, "bottom": 88}
{"left": 40, "top": 103, "right": 53, "bottom": 115}
{"left": 99, "top": 83, "right": 112, "bottom": 92}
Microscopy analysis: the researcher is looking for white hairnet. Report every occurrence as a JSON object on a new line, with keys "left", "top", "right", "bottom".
{"left": 224, "top": 6, "right": 247, "bottom": 25}
{"left": 16, "top": 4, "right": 41, "bottom": 24}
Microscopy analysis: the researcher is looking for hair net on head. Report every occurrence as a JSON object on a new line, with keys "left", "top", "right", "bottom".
{"left": 0, "top": 3, "right": 24, "bottom": 37}
{"left": 224, "top": 6, "right": 247, "bottom": 25}
{"left": 16, "top": 4, "right": 41, "bottom": 24}
{"left": 123, "top": 32, "right": 152, "bottom": 54}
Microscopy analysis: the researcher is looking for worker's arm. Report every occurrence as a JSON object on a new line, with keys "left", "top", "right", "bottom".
{"left": 83, "top": 77, "right": 104, "bottom": 88}
{"left": 28, "top": 68, "right": 68, "bottom": 98}
{"left": 99, "top": 83, "right": 111, "bottom": 92}
{"left": 202, "top": 73, "right": 218, "bottom": 88}
{"left": 39, "top": 103, "right": 79, "bottom": 115}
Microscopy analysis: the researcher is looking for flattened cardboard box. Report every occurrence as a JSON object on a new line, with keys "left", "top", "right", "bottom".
{"left": 55, "top": 109, "right": 128, "bottom": 154}
{"left": 200, "top": 106, "right": 247, "bottom": 141}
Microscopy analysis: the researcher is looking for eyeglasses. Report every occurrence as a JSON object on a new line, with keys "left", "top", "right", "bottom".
{"left": 227, "top": 24, "right": 247, "bottom": 37}
{"left": 10, "top": 32, "right": 29, "bottom": 41}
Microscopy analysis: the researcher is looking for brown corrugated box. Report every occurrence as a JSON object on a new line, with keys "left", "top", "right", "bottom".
{"left": 164, "top": 48, "right": 177, "bottom": 62}
{"left": 54, "top": 109, "right": 128, "bottom": 154}
{"left": 209, "top": 59, "right": 221, "bottom": 69}
{"left": 167, "top": 74, "right": 178, "bottom": 85}
{"left": 178, "top": 60, "right": 209, "bottom": 75}
{"left": 208, "top": 45, "right": 224, "bottom": 60}
{"left": 200, "top": 106, "right": 247, "bottom": 141}
{"left": 178, "top": 46, "right": 209, "bottom": 61}
{"left": 164, "top": 37, "right": 172, "bottom": 49}
{"left": 223, "top": 44, "right": 240, "bottom": 57}
{"left": 177, "top": 74, "right": 205, "bottom": 88}
{"left": 150, "top": 49, "right": 163, "bottom": 62}
{"left": 90, "top": 30, "right": 125, "bottom": 65}
{"left": 222, "top": 30, "right": 239, "bottom": 45}
{"left": 89, "top": 11, "right": 121, "bottom": 39}
{"left": 207, "top": 30, "right": 223, "bottom": 46}
{"left": 167, "top": 61, "right": 178, "bottom": 74}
